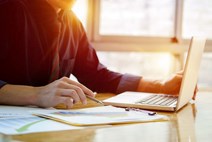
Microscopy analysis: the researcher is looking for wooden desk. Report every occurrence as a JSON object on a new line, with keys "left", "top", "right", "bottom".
{"left": 7, "top": 92, "right": 212, "bottom": 142}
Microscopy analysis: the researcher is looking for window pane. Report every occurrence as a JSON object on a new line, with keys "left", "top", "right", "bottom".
{"left": 97, "top": 52, "right": 179, "bottom": 80}
{"left": 183, "top": 0, "right": 212, "bottom": 39}
{"left": 99, "top": 0, "right": 175, "bottom": 37}
{"left": 198, "top": 53, "right": 212, "bottom": 88}
{"left": 72, "top": 0, "right": 88, "bottom": 29}
{"left": 183, "top": 53, "right": 212, "bottom": 88}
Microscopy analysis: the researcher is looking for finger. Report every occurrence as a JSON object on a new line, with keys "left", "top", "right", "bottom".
{"left": 68, "top": 85, "right": 87, "bottom": 105}
{"left": 176, "top": 70, "right": 184, "bottom": 75}
{"left": 56, "top": 82, "right": 87, "bottom": 104}
{"left": 54, "top": 79, "right": 85, "bottom": 103}
{"left": 61, "top": 77, "right": 95, "bottom": 97}
{"left": 193, "top": 85, "right": 198, "bottom": 100}
{"left": 57, "top": 82, "right": 87, "bottom": 105}
{"left": 192, "top": 92, "right": 196, "bottom": 100}
{"left": 67, "top": 98, "right": 74, "bottom": 109}
{"left": 58, "top": 97, "right": 74, "bottom": 109}
{"left": 175, "top": 74, "right": 183, "bottom": 80}
{"left": 59, "top": 89, "right": 81, "bottom": 104}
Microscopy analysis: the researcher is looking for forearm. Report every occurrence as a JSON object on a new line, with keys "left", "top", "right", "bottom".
{"left": 0, "top": 77, "right": 96, "bottom": 108}
{"left": 0, "top": 84, "right": 38, "bottom": 106}
{"left": 137, "top": 78, "right": 163, "bottom": 93}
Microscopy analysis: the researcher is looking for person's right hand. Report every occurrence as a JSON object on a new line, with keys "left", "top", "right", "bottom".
{"left": 35, "top": 77, "right": 95, "bottom": 108}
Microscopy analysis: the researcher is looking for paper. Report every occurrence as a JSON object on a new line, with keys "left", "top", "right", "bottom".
{"left": 0, "top": 106, "right": 83, "bottom": 135}
{"left": 0, "top": 105, "right": 42, "bottom": 118}
{"left": 33, "top": 106, "right": 168, "bottom": 126}
{"left": 0, "top": 116, "right": 83, "bottom": 135}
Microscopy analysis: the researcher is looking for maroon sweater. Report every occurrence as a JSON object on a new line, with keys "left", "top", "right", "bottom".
{"left": 0, "top": 0, "right": 140, "bottom": 93}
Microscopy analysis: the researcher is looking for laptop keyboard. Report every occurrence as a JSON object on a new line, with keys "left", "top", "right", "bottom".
{"left": 137, "top": 95, "right": 178, "bottom": 106}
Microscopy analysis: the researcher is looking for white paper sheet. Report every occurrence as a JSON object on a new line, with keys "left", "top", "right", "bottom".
{"left": 33, "top": 106, "right": 168, "bottom": 126}
{"left": 0, "top": 106, "right": 83, "bottom": 135}
{"left": 0, "top": 105, "right": 55, "bottom": 117}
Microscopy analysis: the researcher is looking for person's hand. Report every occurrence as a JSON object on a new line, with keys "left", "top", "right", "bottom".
{"left": 161, "top": 71, "right": 198, "bottom": 100}
{"left": 35, "top": 77, "right": 95, "bottom": 108}
{"left": 137, "top": 71, "right": 183, "bottom": 95}
{"left": 160, "top": 71, "right": 183, "bottom": 95}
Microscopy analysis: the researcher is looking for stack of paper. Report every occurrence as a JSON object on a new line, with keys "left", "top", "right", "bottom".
{"left": 0, "top": 105, "right": 168, "bottom": 135}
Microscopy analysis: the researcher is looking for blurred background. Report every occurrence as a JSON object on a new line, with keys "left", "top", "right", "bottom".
{"left": 72, "top": 0, "right": 212, "bottom": 90}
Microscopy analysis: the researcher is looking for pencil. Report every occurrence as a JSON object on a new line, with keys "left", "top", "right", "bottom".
{"left": 86, "top": 95, "right": 104, "bottom": 105}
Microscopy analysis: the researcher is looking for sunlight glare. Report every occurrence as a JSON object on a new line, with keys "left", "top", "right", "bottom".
{"left": 72, "top": 0, "right": 88, "bottom": 28}
{"left": 156, "top": 54, "right": 173, "bottom": 76}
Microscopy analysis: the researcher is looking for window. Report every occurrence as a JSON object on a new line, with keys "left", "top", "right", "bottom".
{"left": 198, "top": 54, "right": 212, "bottom": 88}
{"left": 183, "top": 0, "right": 212, "bottom": 39}
{"left": 99, "top": 0, "right": 175, "bottom": 37}
{"left": 73, "top": 0, "right": 212, "bottom": 42}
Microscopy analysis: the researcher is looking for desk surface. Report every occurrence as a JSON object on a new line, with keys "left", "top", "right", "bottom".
{"left": 7, "top": 92, "right": 212, "bottom": 142}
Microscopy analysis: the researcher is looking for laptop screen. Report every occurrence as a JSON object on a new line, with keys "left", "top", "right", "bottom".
{"left": 176, "top": 37, "right": 206, "bottom": 110}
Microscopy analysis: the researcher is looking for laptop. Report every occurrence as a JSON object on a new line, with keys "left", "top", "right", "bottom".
{"left": 103, "top": 37, "right": 206, "bottom": 112}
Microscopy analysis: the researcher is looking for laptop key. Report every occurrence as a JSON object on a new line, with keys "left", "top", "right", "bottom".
{"left": 147, "top": 96, "right": 168, "bottom": 105}
{"left": 166, "top": 98, "right": 178, "bottom": 106}
{"left": 160, "top": 97, "right": 177, "bottom": 106}
{"left": 138, "top": 95, "right": 161, "bottom": 104}
{"left": 154, "top": 97, "right": 172, "bottom": 105}
{"left": 137, "top": 95, "right": 178, "bottom": 106}
{"left": 138, "top": 95, "right": 156, "bottom": 103}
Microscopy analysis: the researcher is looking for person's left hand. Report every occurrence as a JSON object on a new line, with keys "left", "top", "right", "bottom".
{"left": 161, "top": 71, "right": 198, "bottom": 100}
{"left": 160, "top": 71, "right": 183, "bottom": 95}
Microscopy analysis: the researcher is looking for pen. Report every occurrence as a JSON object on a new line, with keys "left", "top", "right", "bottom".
{"left": 86, "top": 95, "right": 104, "bottom": 105}
{"left": 125, "top": 107, "right": 157, "bottom": 116}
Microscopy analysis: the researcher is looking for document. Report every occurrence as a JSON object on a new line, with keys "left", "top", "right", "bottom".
{"left": 0, "top": 105, "right": 42, "bottom": 118}
{"left": 33, "top": 106, "right": 168, "bottom": 126}
{"left": 0, "top": 106, "right": 83, "bottom": 135}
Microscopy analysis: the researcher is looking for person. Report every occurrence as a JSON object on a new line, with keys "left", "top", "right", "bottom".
{"left": 0, "top": 0, "right": 186, "bottom": 109}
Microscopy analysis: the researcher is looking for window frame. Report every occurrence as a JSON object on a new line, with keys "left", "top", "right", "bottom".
{"left": 84, "top": 0, "right": 212, "bottom": 52}
{"left": 88, "top": 0, "right": 181, "bottom": 52}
